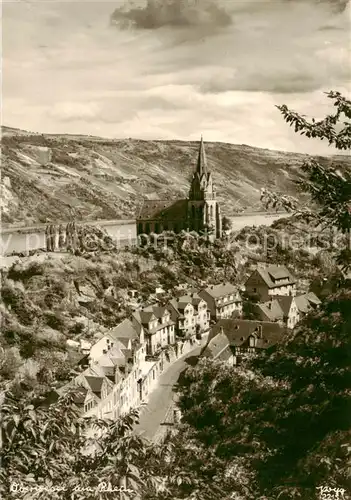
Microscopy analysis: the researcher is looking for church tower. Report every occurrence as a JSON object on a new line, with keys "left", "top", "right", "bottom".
{"left": 188, "top": 137, "right": 222, "bottom": 239}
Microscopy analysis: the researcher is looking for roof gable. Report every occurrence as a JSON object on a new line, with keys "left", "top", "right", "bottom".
{"left": 273, "top": 296, "right": 294, "bottom": 316}
{"left": 256, "top": 300, "right": 284, "bottom": 321}
{"left": 202, "top": 330, "right": 229, "bottom": 359}
{"left": 109, "top": 318, "right": 138, "bottom": 342}
{"left": 84, "top": 375, "right": 104, "bottom": 395}
{"left": 254, "top": 265, "right": 296, "bottom": 289}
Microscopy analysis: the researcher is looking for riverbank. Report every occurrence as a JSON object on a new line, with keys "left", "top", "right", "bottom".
{"left": 1, "top": 218, "right": 136, "bottom": 235}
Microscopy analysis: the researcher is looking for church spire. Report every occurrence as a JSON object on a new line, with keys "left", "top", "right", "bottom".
{"left": 196, "top": 135, "right": 207, "bottom": 176}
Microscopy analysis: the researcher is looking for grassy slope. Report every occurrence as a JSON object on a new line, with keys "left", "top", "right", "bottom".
{"left": 2, "top": 126, "right": 350, "bottom": 225}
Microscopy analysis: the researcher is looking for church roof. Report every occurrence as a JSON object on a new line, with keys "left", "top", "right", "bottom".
{"left": 137, "top": 199, "right": 188, "bottom": 221}
{"left": 196, "top": 136, "right": 208, "bottom": 176}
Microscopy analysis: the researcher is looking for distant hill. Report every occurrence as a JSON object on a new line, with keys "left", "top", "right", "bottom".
{"left": 2, "top": 126, "right": 350, "bottom": 225}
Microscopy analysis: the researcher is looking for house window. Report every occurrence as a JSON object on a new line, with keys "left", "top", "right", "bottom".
{"left": 138, "top": 222, "right": 143, "bottom": 233}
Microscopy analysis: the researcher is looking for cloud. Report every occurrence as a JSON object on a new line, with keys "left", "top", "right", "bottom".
{"left": 48, "top": 102, "right": 101, "bottom": 122}
{"left": 111, "top": 0, "right": 231, "bottom": 31}
{"left": 2, "top": 0, "right": 351, "bottom": 155}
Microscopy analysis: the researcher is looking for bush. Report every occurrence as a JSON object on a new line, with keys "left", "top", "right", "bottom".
{"left": 0, "top": 347, "right": 23, "bottom": 380}
{"left": 7, "top": 261, "right": 44, "bottom": 283}
{"left": 43, "top": 311, "right": 66, "bottom": 331}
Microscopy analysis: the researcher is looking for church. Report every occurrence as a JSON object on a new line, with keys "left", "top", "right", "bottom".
{"left": 137, "top": 137, "right": 222, "bottom": 239}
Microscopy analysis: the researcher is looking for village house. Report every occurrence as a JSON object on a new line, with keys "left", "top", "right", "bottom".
{"left": 46, "top": 296, "right": 197, "bottom": 423}
{"left": 199, "top": 283, "right": 242, "bottom": 320}
{"left": 245, "top": 264, "right": 297, "bottom": 301}
{"left": 54, "top": 318, "right": 149, "bottom": 420}
{"left": 89, "top": 318, "right": 144, "bottom": 363}
{"left": 169, "top": 292, "right": 211, "bottom": 338}
{"left": 132, "top": 304, "right": 176, "bottom": 356}
{"left": 203, "top": 318, "right": 286, "bottom": 365}
{"left": 254, "top": 295, "right": 300, "bottom": 329}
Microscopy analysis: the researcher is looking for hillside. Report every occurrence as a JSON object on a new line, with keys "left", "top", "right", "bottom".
{"left": 2, "top": 126, "right": 350, "bottom": 225}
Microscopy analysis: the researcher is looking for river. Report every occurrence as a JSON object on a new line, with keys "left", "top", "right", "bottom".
{"left": 0, "top": 213, "right": 288, "bottom": 256}
{"left": 1, "top": 220, "right": 137, "bottom": 256}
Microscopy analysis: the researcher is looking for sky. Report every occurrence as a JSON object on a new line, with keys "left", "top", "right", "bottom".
{"left": 3, "top": 0, "right": 351, "bottom": 154}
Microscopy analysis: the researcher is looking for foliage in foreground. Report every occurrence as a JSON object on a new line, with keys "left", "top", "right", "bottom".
{"left": 1, "top": 390, "right": 247, "bottom": 500}
{"left": 262, "top": 91, "right": 351, "bottom": 271}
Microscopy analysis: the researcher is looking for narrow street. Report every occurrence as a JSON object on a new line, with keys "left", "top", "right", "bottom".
{"left": 135, "top": 345, "right": 202, "bottom": 441}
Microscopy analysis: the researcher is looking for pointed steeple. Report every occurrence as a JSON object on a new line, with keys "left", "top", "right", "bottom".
{"left": 196, "top": 135, "right": 207, "bottom": 176}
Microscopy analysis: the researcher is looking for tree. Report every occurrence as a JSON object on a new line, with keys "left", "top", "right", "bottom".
{"left": 262, "top": 91, "right": 351, "bottom": 270}
{"left": 1, "top": 391, "right": 169, "bottom": 500}
{"left": 222, "top": 216, "right": 232, "bottom": 232}
{"left": 1, "top": 389, "right": 253, "bottom": 500}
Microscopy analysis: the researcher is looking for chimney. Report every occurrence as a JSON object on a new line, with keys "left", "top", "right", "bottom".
{"left": 103, "top": 349, "right": 107, "bottom": 354}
